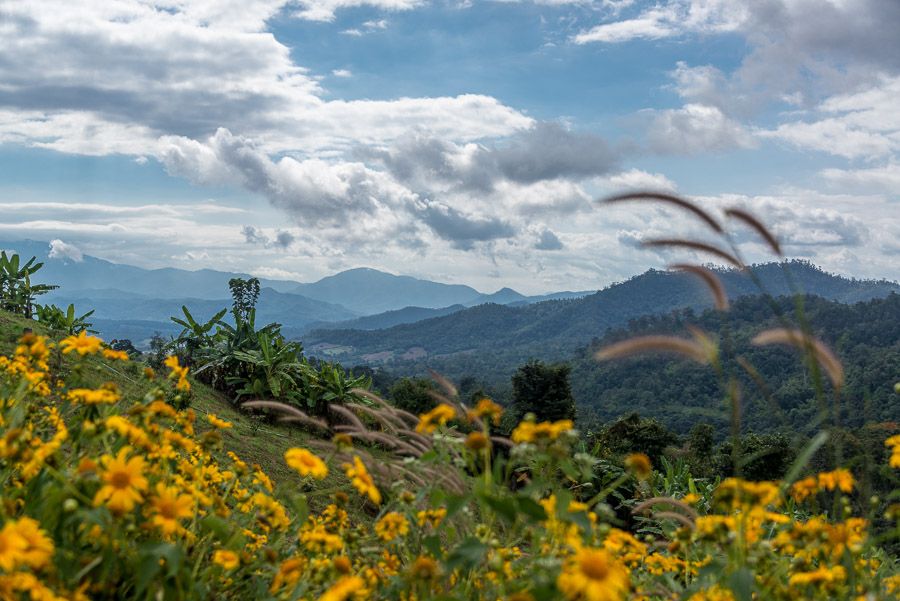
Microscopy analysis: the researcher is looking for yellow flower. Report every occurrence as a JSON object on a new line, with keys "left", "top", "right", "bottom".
{"left": 417, "top": 508, "right": 446, "bottom": 529}
{"left": 165, "top": 355, "right": 190, "bottom": 390}
{"left": 67, "top": 386, "right": 121, "bottom": 405}
{"left": 465, "top": 431, "right": 490, "bottom": 451}
{"left": 343, "top": 456, "right": 381, "bottom": 505}
{"left": 790, "top": 476, "right": 819, "bottom": 502}
{"left": 213, "top": 550, "right": 240, "bottom": 570}
{"left": 101, "top": 348, "right": 130, "bottom": 361}
{"left": 14, "top": 517, "right": 54, "bottom": 571}
{"left": 285, "top": 448, "right": 328, "bottom": 480}
{"left": 375, "top": 512, "right": 410, "bottom": 541}
{"left": 818, "top": 469, "right": 855, "bottom": 493}
{"left": 148, "top": 483, "right": 194, "bottom": 536}
{"left": 624, "top": 453, "right": 652, "bottom": 480}
{"left": 416, "top": 404, "right": 457, "bottom": 434}
{"left": 270, "top": 557, "right": 306, "bottom": 594}
{"left": 0, "top": 522, "right": 28, "bottom": 571}
{"left": 408, "top": 556, "right": 440, "bottom": 581}
{"left": 557, "top": 547, "right": 630, "bottom": 601}
{"left": 60, "top": 331, "right": 104, "bottom": 356}
{"left": 511, "top": 419, "right": 574, "bottom": 444}
{"left": 319, "top": 576, "right": 367, "bottom": 601}
{"left": 93, "top": 446, "right": 149, "bottom": 515}
{"left": 467, "top": 398, "right": 503, "bottom": 426}
{"left": 206, "top": 414, "right": 232, "bottom": 429}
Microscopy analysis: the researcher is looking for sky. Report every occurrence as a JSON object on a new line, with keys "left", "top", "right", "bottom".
{"left": 1, "top": 0, "right": 899, "bottom": 295}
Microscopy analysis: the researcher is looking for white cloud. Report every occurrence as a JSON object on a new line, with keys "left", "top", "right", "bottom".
{"left": 760, "top": 76, "right": 900, "bottom": 160}
{"left": 332, "top": 69, "right": 353, "bottom": 78}
{"left": 573, "top": 8, "right": 677, "bottom": 44}
{"left": 291, "top": 0, "right": 422, "bottom": 22}
{"left": 645, "top": 104, "right": 757, "bottom": 155}
{"left": 48, "top": 239, "right": 83, "bottom": 262}
{"left": 603, "top": 168, "right": 677, "bottom": 192}
{"left": 820, "top": 164, "right": 900, "bottom": 193}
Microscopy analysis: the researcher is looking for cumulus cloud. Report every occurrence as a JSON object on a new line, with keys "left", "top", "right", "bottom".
{"left": 48, "top": 239, "right": 83, "bottom": 262}
{"left": 0, "top": 3, "right": 532, "bottom": 159}
{"left": 646, "top": 104, "right": 757, "bottom": 155}
{"left": 820, "top": 164, "right": 900, "bottom": 194}
{"left": 535, "top": 229, "right": 564, "bottom": 251}
{"left": 604, "top": 168, "right": 677, "bottom": 192}
{"left": 242, "top": 225, "right": 297, "bottom": 249}
{"left": 760, "top": 75, "right": 900, "bottom": 160}
{"left": 419, "top": 202, "right": 516, "bottom": 250}
{"left": 160, "top": 128, "right": 416, "bottom": 226}
{"left": 711, "top": 192, "right": 871, "bottom": 249}
{"left": 357, "top": 121, "right": 621, "bottom": 194}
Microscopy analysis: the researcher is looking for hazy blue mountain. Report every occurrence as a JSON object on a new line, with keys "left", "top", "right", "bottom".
{"left": 506, "top": 291, "right": 595, "bottom": 306}
{"left": 290, "top": 267, "right": 484, "bottom": 314}
{"left": 304, "top": 261, "right": 900, "bottom": 362}
{"left": 311, "top": 304, "right": 469, "bottom": 331}
{"left": 465, "top": 287, "right": 528, "bottom": 306}
{"left": 2, "top": 239, "right": 299, "bottom": 300}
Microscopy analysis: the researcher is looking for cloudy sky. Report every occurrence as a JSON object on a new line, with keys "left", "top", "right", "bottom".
{"left": 2, "top": 0, "right": 899, "bottom": 294}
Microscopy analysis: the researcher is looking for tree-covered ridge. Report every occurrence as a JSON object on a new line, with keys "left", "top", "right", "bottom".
{"left": 304, "top": 261, "right": 900, "bottom": 361}
{"left": 571, "top": 293, "right": 900, "bottom": 437}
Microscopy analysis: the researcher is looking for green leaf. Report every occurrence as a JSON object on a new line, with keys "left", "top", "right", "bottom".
{"left": 199, "top": 516, "right": 232, "bottom": 543}
{"left": 443, "top": 494, "right": 470, "bottom": 521}
{"left": 781, "top": 431, "right": 829, "bottom": 491}
{"left": 422, "top": 535, "right": 442, "bottom": 559}
{"left": 478, "top": 492, "right": 517, "bottom": 527}
{"left": 443, "top": 537, "right": 487, "bottom": 572}
{"left": 727, "top": 569, "right": 755, "bottom": 601}
{"left": 516, "top": 496, "right": 548, "bottom": 522}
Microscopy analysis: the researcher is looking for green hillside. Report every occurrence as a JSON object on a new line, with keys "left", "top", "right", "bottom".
{"left": 305, "top": 261, "right": 900, "bottom": 362}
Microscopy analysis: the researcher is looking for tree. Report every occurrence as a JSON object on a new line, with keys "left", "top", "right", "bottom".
{"left": 510, "top": 359, "right": 576, "bottom": 422}
{"left": 390, "top": 377, "right": 439, "bottom": 415}
{"left": 596, "top": 412, "right": 679, "bottom": 467}
{"left": 229, "top": 277, "right": 260, "bottom": 321}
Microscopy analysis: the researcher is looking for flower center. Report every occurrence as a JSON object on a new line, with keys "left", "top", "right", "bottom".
{"left": 111, "top": 470, "right": 132, "bottom": 489}
{"left": 580, "top": 555, "right": 609, "bottom": 580}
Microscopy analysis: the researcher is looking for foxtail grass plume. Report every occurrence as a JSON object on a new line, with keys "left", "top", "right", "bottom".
{"left": 596, "top": 335, "right": 711, "bottom": 364}
{"left": 602, "top": 191, "right": 724, "bottom": 234}
{"left": 641, "top": 239, "right": 744, "bottom": 270}
{"left": 669, "top": 263, "right": 729, "bottom": 311}
{"left": 752, "top": 328, "right": 844, "bottom": 389}
{"left": 725, "top": 207, "right": 782, "bottom": 256}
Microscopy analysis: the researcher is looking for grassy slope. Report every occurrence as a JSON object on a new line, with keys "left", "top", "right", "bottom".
{"left": 0, "top": 310, "right": 384, "bottom": 519}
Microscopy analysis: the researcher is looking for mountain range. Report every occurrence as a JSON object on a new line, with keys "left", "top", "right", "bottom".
{"left": 303, "top": 261, "right": 900, "bottom": 364}
{"left": 2, "top": 239, "right": 593, "bottom": 345}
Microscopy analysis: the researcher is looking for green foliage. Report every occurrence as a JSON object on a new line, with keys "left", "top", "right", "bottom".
{"left": 510, "top": 359, "right": 576, "bottom": 422}
{"left": 33, "top": 303, "right": 96, "bottom": 334}
{"left": 570, "top": 294, "right": 900, "bottom": 436}
{"left": 170, "top": 305, "right": 227, "bottom": 367}
{"left": 0, "top": 252, "right": 59, "bottom": 319}
{"left": 227, "top": 331, "right": 304, "bottom": 402}
{"left": 714, "top": 432, "right": 796, "bottom": 481}
{"left": 389, "top": 377, "right": 439, "bottom": 415}
{"left": 590, "top": 412, "right": 679, "bottom": 469}
{"left": 229, "top": 277, "right": 260, "bottom": 321}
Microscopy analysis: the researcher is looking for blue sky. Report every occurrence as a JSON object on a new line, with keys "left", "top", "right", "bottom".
{"left": 1, "top": 0, "right": 898, "bottom": 294}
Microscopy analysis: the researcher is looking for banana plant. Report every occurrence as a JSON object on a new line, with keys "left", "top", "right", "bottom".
{"left": 0, "top": 253, "right": 58, "bottom": 316}
{"left": 170, "top": 305, "right": 227, "bottom": 367}
{"left": 227, "top": 331, "right": 305, "bottom": 403}
{"left": 34, "top": 303, "right": 96, "bottom": 334}
{"left": 295, "top": 358, "right": 373, "bottom": 418}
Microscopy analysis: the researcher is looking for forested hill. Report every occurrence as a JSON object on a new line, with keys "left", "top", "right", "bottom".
{"left": 304, "top": 261, "right": 900, "bottom": 360}
{"left": 571, "top": 293, "right": 900, "bottom": 438}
